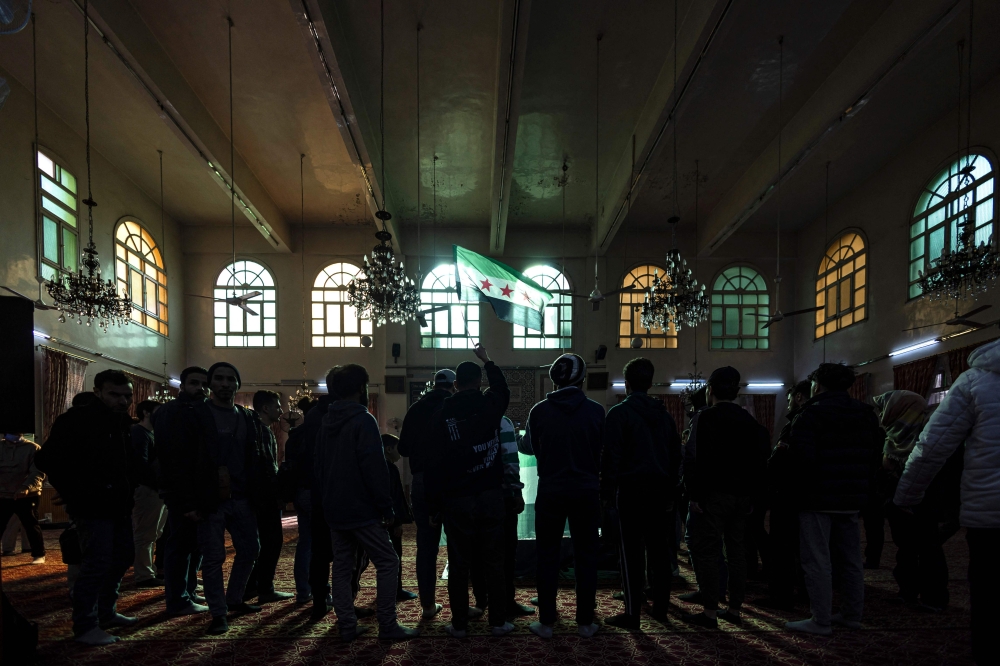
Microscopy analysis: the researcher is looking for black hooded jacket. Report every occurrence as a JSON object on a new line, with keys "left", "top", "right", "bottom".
{"left": 602, "top": 392, "right": 681, "bottom": 499}
{"left": 522, "top": 386, "right": 605, "bottom": 495}
{"left": 283, "top": 395, "right": 331, "bottom": 491}
{"left": 686, "top": 401, "right": 770, "bottom": 502}
{"left": 398, "top": 388, "right": 451, "bottom": 475}
{"left": 154, "top": 390, "right": 207, "bottom": 503}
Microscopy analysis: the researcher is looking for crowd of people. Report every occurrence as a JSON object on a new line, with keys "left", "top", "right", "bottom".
{"left": 1, "top": 338, "right": 996, "bottom": 664}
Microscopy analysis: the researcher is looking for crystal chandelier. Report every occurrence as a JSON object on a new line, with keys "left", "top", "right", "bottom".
{"left": 640, "top": 218, "right": 710, "bottom": 332}
{"left": 46, "top": 0, "right": 131, "bottom": 332}
{"left": 348, "top": 224, "right": 420, "bottom": 326}
{"left": 151, "top": 362, "right": 174, "bottom": 404}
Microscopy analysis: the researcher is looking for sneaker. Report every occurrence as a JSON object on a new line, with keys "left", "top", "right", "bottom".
{"left": 612, "top": 591, "right": 626, "bottom": 601}
{"left": 421, "top": 603, "right": 443, "bottom": 619}
{"left": 31, "top": 556, "right": 46, "bottom": 565}
{"left": 379, "top": 623, "right": 420, "bottom": 640}
{"left": 830, "top": 613, "right": 862, "bottom": 629}
{"left": 605, "top": 613, "right": 641, "bottom": 630}
{"left": 191, "top": 594, "right": 207, "bottom": 604}
{"left": 227, "top": 602, "right": 262, "bottom": 615}
{"left": 508, "top": 602, "right": 536, "bottom": 617}
{"left": 258, "top": 590, "right": 294, "bottom": 603}
{"left": 680, "top": 612, "right": 718, "bottom": 629}
{"left": 785, "top": 618, "right": 833, "bottom": 636}
{"left": 74, "top": 627, "right": 120, "bottom": 645}
{"left": 340, "top": 626, "right": 369, "bottom": 642}
{"left": 529, "top": 596, "right": 539, "bottom": 605}
{"left": 309, "top": 599, "right": 329, "bottom": 622}
{"left": 167, "top": 602, "right": 209, "bottom": 616}
{"left": 397, "top": 589, "right": 418, "bottom": 601}
{"left": 207, "top": 615, "right": 229, "bottom": 635}
{"left": 99, "top": 613, "right": 138, "bottom": 628}
{"left": 529, "top": 621, "right": 553, "bottom": 638}
{"left": 467, "top": 606, "right": 485, "bottom": 619}
{"left": 445, "top": 623, "right": 467, "bottom": 638}
{"left": 136, "top": 578, "right": 165, "bottom": 588}
{"left": 297, "top": 594, "right": 314, "bottom": 605}
{"left": 577, "top": 623, "right": 599, "bottom": 638}
{"left": 491, "top": 622, "right": 515, "bottom": 637}
{"left": 242, "top": 588, "right": 259, "bottom": 602}
{"left": 718, "top": 610, "right": 743, "bottom": 626}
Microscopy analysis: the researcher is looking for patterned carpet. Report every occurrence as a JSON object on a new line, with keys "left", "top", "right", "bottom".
{"left": 0, "top": 517, "right": 976, "bottom": 665}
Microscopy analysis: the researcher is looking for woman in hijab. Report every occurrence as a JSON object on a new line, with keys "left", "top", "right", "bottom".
{"left": 873, "top": 390, "right": 948, "bottom": 612}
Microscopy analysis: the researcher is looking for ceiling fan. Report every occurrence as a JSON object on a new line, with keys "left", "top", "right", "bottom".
{"left": 1, "top": 285, "right": 58, "bottom": 311}
{"left": 416, "top": 305, "right": 450, "bottom": 328}
{"left": 757, "top": 305, "right": 824, "bottom": 329}
{"left": 902, "top": 304, "right": 992, "bottom": 332}
{"left": 187, "top": 291, "right": 263, "bottom": 317}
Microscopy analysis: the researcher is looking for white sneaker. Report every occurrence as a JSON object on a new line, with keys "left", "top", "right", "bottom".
{"left": 31, "top": 556, "right": 46, "bottom": 565}
{"left": 75, "top": 628, "right": 120, "bottom": 646}
{"left": 831, "top": 613, "right": 862, "bottom": 629}
{"left": 785, "top": 618, "right": 833, "bottom": 636}
{"left": 445, "top": 623, "right": 467, "bottom": 638}
{"left": 578, "top": 622, "right": 599, "bottom": 638}
{"left": 529, "top": 621, "right": 553, "bottom": 639}
{"left": 467, "top": 606, "right": 485, "bottom": 619}
{"left": 421, "top": 603, "right": 443, "bottom": 619}
{"left": 491, "top": 622, "right": 515, "bottom": 636}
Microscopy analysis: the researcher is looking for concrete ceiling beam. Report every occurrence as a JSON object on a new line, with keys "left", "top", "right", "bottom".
{"left": 83, "top": 0, "right": 292, "bottom": 252}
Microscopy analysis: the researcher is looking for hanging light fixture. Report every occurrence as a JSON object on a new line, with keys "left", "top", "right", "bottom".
{"left": 151, "top": 150, "right": 173, "bottom": 404}
{"left": 289, "top": 153, "right": 313, "bottom": 422}
{"left": 347, "top": 0, "right": 420, "bottom": 326}
{"left": 918, "top": 5, "right": 1000, "bottom": 302}
{"left": 46, "top": 0, "right": 132, "bottom": 331}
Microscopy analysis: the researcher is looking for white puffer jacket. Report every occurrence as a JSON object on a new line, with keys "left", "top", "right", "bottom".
{"left": 895, "top": 338, "right": 1000, "bottom": 528}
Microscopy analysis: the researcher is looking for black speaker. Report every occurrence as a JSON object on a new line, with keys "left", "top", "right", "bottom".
{"left": 391, "top": 343, "right": 401, "bottom": 363}
{"left": 595, "top": 344, "right": 607, "bottom": 362}
{"left": 0, "top": 297, "right": 36, "bottom": 433}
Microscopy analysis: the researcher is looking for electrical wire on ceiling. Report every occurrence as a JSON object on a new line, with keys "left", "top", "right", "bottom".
{"left": 227, "top": 15, "right": 236, "bottom": 297}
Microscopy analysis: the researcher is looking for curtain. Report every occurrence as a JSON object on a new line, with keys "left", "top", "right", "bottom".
{"left": 662, "top": 395, "right": 687, "bottom": 432}
{"left": 947, "top": 336, "right": 998, "bottom": 383}
{"left": 848, "top": 372, "right": 872, "bottom": 404}
{"left": 124, "top": 372, "right": 158, "bottom": 419}
{"left": 368, "top": 393, "right": 380, "bottom": 426}
{"left": 234, "top": 392, "right": 254, "bottom": 408}
{"left": 892, "top": 355, "right": 938, "bottom": 396}
{"left": 41, "top": 348, "right": 87, "bottom": 442}
{"left": 751, "top": 394, "right": 776, "bottom": 440}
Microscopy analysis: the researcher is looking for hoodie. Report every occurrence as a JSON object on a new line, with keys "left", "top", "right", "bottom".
{"left": 687, "top": 401, "right": 772, "bottom": 503}
{"left": 521, "top": 386, "right": 605, "bottom": 495}
{"left": 602, "top": 392, "right": 681, "bottom": 499}
{"left": 283, "top": 395, "right": 331, "bottom": 491}
{"left": 398, "top": 388, "right": 451, "bottom": 475}
{"left": 895, "top": 338, "right": 1000, "bottom": 527}
{"left": 315, "top": 400, "right": 394, "bottom": 530}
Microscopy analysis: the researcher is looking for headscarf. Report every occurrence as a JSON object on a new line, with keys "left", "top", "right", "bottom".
{"left": 873, "top": 390, "right": 931, "bottom": 476}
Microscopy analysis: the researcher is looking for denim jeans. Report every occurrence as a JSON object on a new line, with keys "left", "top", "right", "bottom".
{"left": 330, "top": 523, "right": 398, "bottom": 633}
{"left": 196, "top": 498, "right": 260, "bottom": 617}
{"left": 163, "top": 505, "right": 202, "bottom": 612}
{"left": 246, "top": 499, "right": 283, "bottom": 596}
{"left": 131, "top": 485, "right": 167, "bottom": 582}
{"left": 443, "top": 488, "right": 506, "bottom": 630}
{"left": 536, "top": 490, "right": 599, "bottom": 625}
{"left": 410, "top": 472, "right": 443, "bottom": 609}
{"left": 293, "top": 489, "right": 312, "bottom": 601}
{"left": 689, "top": 494, "right": 750, "bottom": 611}
{"left": 72, "top": 516, "right": 134, "bottom": 635}
{"left": 798, "top": 511, "right": 864, "bottom": 626}
{"left": 685, "top": 503, "right": 728, "bottom": 596}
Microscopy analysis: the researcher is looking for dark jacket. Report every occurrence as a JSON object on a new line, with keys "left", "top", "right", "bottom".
{"left": 398, "top": 388, "right": 451, "bottom": 475}
{"left": 425, "top": 361, "right": 510, "bottom": 514}
{"left": 786, "top": 390, "right": 883, "bottom": 512}
{"left": 686, "top": 401, "right": 770, "bottom": 502}
{"left": 154, "top": 391, "right": 208, "bottom": 503}
{"left": 36, "top": 401, "right": 136, "bottom": 519}
{"left": 767, "top": 407, "right": 800, "bottom": 502}
{"left": 521, "top": 386, "right": 605, "bottom": 495}
{"left": 388, "top": 462, "right": 413, "bottom": 527}
{"left": 602, "top": 392, "right": 681, "bottom": 499}
{"left": 172, "top": 401, "right": 275, "bottom": 514}
{"left": 284, "top": 395, "right": 331, "bottom": 491}
{"left": 315, "top": 400, "right": 394, "bottom": 530}
{"left": 131, "top": 424, "right": 158, "bottom": 490}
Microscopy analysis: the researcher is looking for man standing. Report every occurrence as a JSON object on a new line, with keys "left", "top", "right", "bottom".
{"left": 521, "top": 353, "right": 604, "bottom": 638}
{"left": 37, "top": 370, "right": 137, "bottom": 646}
{"left": 784, "top": 363, "right": 882, "bottom": 636}
{"left": 397, "top": 368, "right": 456, "bottom": 619}
{"left": 426, "top": 344, "right": 514, "bottom": 638}
{"left": 131, "top": 400, "right": 166, "bottom": 588}
{"left": 683, "top": 366, "right": 770, "bottom": 629}
{"left": 155, "top": 366, "right": 209, "bottom": 616}
{"left": 174, "top": 362, "right": 268, "bottom": 635}
{"left": 894, "top": 338, "right": 1000, "bottom": 665}
{"left": 603, "top": 358, "right": 681, "bottom": 629}
{"left": 0, "top": 433, "right": 46, "bottom": 564}
{"left": 316, "top": 364, "right": 418, "bottom": 641}
{"left": 244, "top": 390, "right": 292, "bottom": 604}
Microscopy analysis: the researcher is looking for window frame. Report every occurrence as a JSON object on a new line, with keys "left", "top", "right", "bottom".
{"left": 213, "top": 258, "right": 278, "bottom": 348}
{"left": 113, "top": 218, "right": 168, "bottom": 336}
{"left": 907, "top": 152, "right": 996, "bottom": 300}
{"left": 814, "top": 230, "right": 868, "bottom": 340}
{"left": 709, "top": 264, "right": 771, "bottom": 351}
{"left": 310, "top": 261, "right": 373, "bottom": 348}
{"left": 35, "top": 147, "right": 80, "bottom": 281}
{"left": 512, "top": 265, "right": 573, "bottom": 350}
{"left": 419, "top": 263, "right": 480, "bottom": 349}
{"left": 619, "top": 264, "right": 678, "bottom": 349}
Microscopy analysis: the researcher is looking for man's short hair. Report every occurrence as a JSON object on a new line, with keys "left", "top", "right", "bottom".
{"left": 708, "top": 366, "right": 741, "bottom": 401}
{"left": 381, "top": 433, "right": 399, "bottom": 449}
{"left": 180, "top": 366, "right": 209, "bottom": 385}
{"left": 623, "top": 358, "right": 655, "bottom": 393}
{"left": 135, "top": 400, "right": 160, "bottom": 421}
{"left": 455, "top": 361, "right": 483, "bottom": 390}
{"left": 252, "top": 390, "right": 281, "bottom": 412}
{"left": 93, "top": 369, "right": 131, "bottom": 390}
{"left": 326, "top": 364, "right": 370, "bottom": 399}
{"left": 808, "top": 363, "right": 857, "bottom": 392}
{"left": 790, "top": 380, "right": 812, "bottom": 400}
{"left": 297, "top": 396, "right": 317, "bottom": 414}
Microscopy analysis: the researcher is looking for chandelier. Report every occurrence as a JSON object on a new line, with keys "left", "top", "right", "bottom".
{"left": 348, "top": 224, "right": 420, "bottom": 326}
{"left": 45, "top": 0, "right": 131, "bottom": 332}
{"left": 640, "top": 218, "right": 710, "bottom": 332}
{"left": 679, "top": 369, "right": 706, "bottom": 406}
{"left": 918, "top": 219, "right": 1000, "bottom": 301}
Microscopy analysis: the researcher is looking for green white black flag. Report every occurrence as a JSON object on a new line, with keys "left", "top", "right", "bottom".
{"left": 453, "top": 245, "right": 552, "bottom": 332}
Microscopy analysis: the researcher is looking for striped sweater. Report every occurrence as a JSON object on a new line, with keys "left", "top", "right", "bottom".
{"left": 500, "top": 416, "right": 524, "bottom": 498}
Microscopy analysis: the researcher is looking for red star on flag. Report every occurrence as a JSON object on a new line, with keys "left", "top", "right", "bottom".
{"left": 501, "top": 284, "right": 513, "bottom": 297}
{"left": 480, "top": 278, "right": 493, "bottom": 292}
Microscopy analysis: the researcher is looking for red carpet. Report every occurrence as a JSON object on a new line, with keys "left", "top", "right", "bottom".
{"left": 0, "top": 520, "right": 975, "bottom": 665}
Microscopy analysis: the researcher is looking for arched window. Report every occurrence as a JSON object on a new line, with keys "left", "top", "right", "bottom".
{"left": 909, "top": 153, "right": 995, "bottom": 299}
{"left": 311, "top": 262, "right": 372, "bottom": 347}
{"left": 512, "top": 265, "right": 573, "bottom": 349}
{"left": 420, "top": 264, "right": 480, "bottom": 349}
{"left": 619, "top": 265, "right": 677, "bottom": 349}
{"left": 114, "top": 220, "right": 168, "bottom": 335}
{"left": 710, "top": 266, "right": 769, "bottom": 350}
{"left": 214, "top": 260, "right": 277, "bottom": 347}
{"left": 36, "top": 149, "right": 79, "bottom": 280}
{"left": 815, "top": 232, "right": 867, "bottom": 339}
